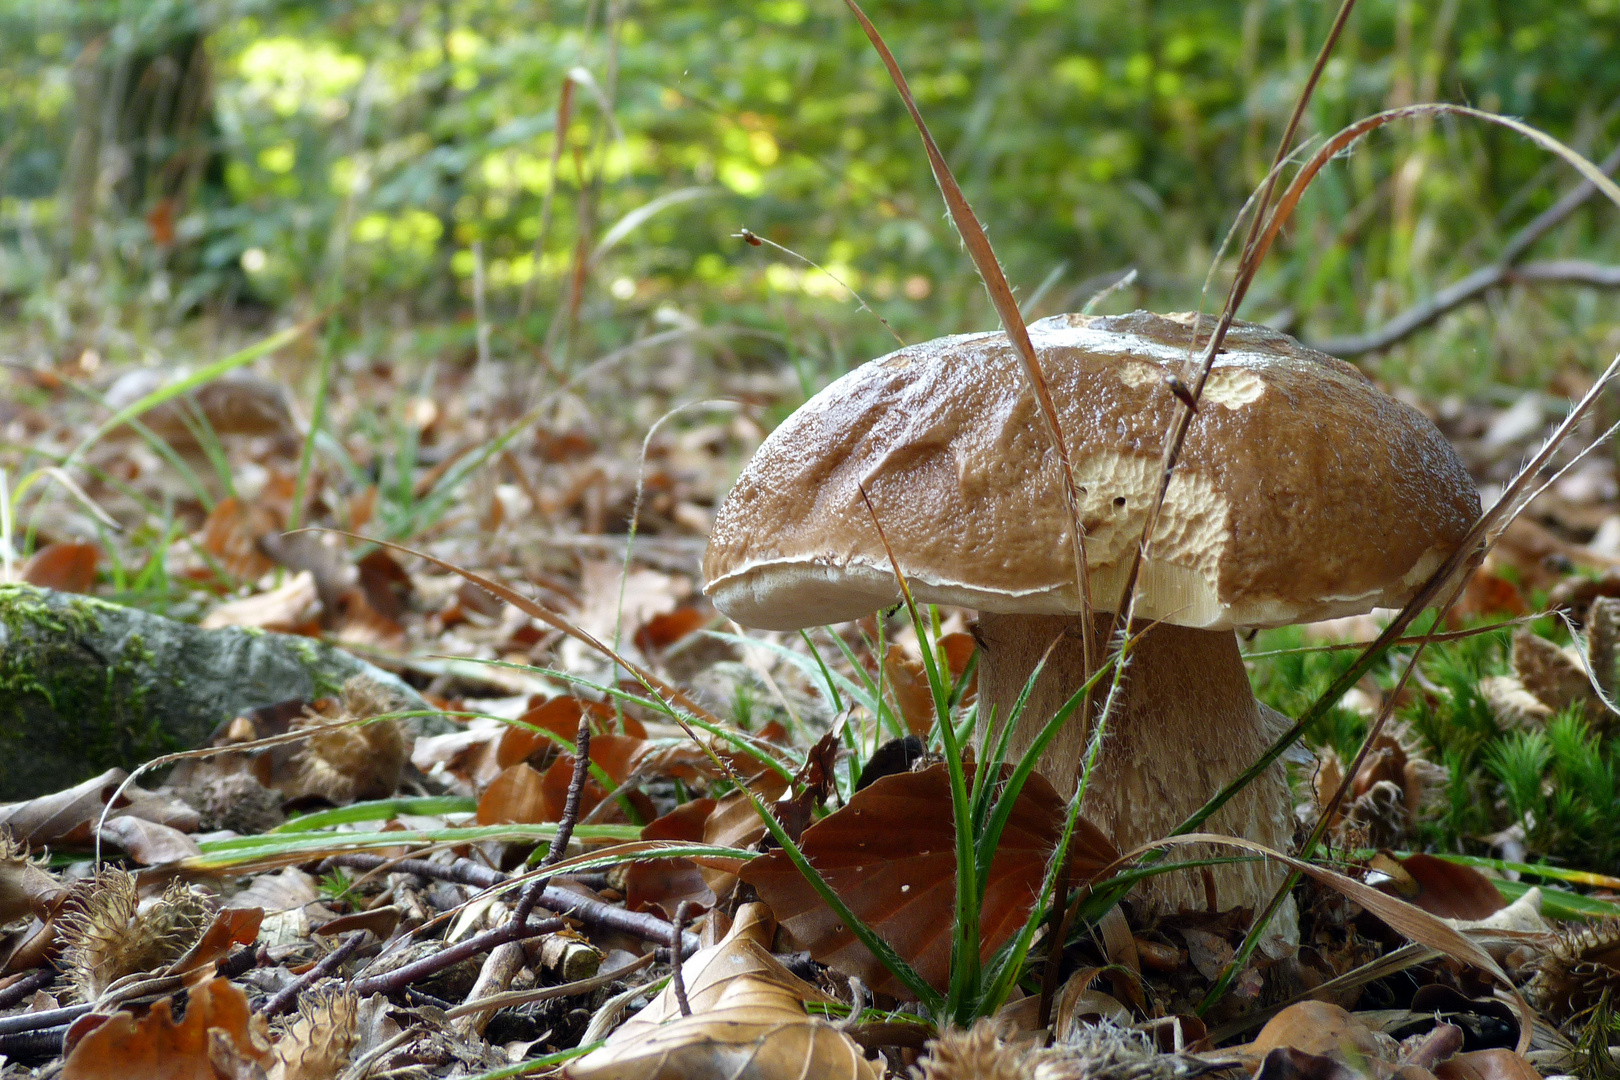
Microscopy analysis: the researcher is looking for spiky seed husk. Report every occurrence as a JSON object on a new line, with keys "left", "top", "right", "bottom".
{"left": 1036, "top": 1022, "right": 1209, "bottom": 1080}
{"left": 269, "top": 988, "right": 358, "bottom": 1080}
{"left": 287, "top": 676, "right": 410, "bottom": 804}
{"left": 913, "top": 1019, "right": 1034, "bottom": 1080}
{"left": 59, "top": 869, "right": 215, "bottom": 1002}
{"left": 1526, "top": 917, "right": 1620, "bottom": 1023}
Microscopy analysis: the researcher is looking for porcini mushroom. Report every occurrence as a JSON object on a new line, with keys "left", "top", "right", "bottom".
{"left": 703, "top": 310, "right": 1478, "bottom": 923}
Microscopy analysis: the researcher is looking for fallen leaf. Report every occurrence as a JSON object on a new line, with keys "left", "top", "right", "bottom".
{"left": 634, "top": 607, "right": 708, "bottom": 654}
{"left": 476, "top": 764, "right": 548, "bottom": 825}
{"left": 61, "top": 977, "right": 271, "bottom": 1079}
{"left": 98, "top": 816, "right": 202, "bottom": 865}
{"left": 627, "top": 799, "right": 719, "bottom": 916}
{"left": 1374, "top": 853, "right": 1506, "bottom": 921}
{"left": 740, "top": 762, "right": 1118, "bottom": 996}
{"left": 882, "top": 644, "right": 935, "bottom": 737}
{"left": 200, "top": 571, "right": 319, "bottom": 630}
{"left": 22, "top": 542, "right": 99, "bottom": 593}
{"left": 567, "top": 902, "right": 879, "bottom": 1080}
{"left": 0, "top": 769, "right": 130, "bottom": 848}
{"left": 1434, "top": 1050, "right": 1543, "bottom": 1080}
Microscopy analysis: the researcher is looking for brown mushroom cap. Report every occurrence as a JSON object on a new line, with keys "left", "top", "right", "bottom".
{"left": 704, "top": 310, "right": 1479, "bottom": 631}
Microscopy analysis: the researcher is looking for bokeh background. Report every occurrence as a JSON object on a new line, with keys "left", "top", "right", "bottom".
{"left": 5, "top": 0, "right": 1620, "bottom": 399}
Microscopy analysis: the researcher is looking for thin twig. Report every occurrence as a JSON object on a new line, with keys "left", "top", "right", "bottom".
{"left": 0, "top": 971, "right": 54, "bottom": 1011}
{"left": 348, "top": 917, "right": 564, "bottom": 999}
{"left": 260, "top": 930, "right": 367, "bottom": 1019}
{"left": 670, "top": 900, "right": 693, "bottom": 1018}
{"left": 319, "top": 853, "right": 700, "bottom": 954}
{"left": 1310, "top": 141, "right": 1620, "bottom": 356}
{"left": 512, "top": 714, "right": 591, "bottom": 929}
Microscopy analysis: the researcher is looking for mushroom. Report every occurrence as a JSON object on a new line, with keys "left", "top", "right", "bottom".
{"left": 702, "top": 310, "right": 1478, "bottom": 924}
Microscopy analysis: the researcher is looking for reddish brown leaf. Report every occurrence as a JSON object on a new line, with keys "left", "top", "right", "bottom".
{"left": 1378, "top": 853, "right": 1506, "bottom": 921}
{"left": 939, "top": 632, "right": 978, "bottom": 704}
{"left": 1434, "top": 1050, "right": 1543, "bottom": 1080}
{"left": 0, "top": 769, "right": 131, "bottom": 848}
{"left": 197, "top": 496, "right": 280, "bottom": 584}
{"left": 61, "top": 977, "right": 270, "bottom": 1079}
{"left": 881, "top": 645, "right": 935, "bottom": 737}
{"left": 477, "top": 764, "right": 549, "bottom": 825}
{"left": 21, "top": 542, "right": 99, "bottom": 593}
{"left": 627, "top": 798, "right": 720, "bottom": 916}
{"left": 740, "top": 762, "right": 1118, "bottom": 996}
{"left": 634, "top": 607, "right": 708, "bottom": 653}
{"left": 168, "top": 908, "right": 264, "bottom": 981}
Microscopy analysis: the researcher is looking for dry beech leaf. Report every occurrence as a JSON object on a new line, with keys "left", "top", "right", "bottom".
{"left": 21, "top": 541, "right": 99, "bottom": 592}
{"left": 634, "top": 607, "right": 708, "bottom": 654}
{"left": 0, "top": 833, "right": 67, "bottom": 924}
{"left": 1139, "top": 833, "right": 1535, "bottom": 1054}
{"left": 477, "top": 763, "right": 548, "bottom": 825}
{"left": 0, "top": 768, "right": 131, "bottom": 848}
{"left": 1434, "top": 1050, "right": 1543, "bottom": 1080}
{"left": 99, "top": 816, "right": 202, "bottom": 866}
{"left": 1511, "top": 631, "right": 1600, "bottom": 718}
{"left": 938, "top": 632, "right": 978, "bottom": 704}
{"left": 881, "top": 645, "right": 936, "bottom": 737}
{"left": 626, "top": 799, "right": 719, "bottom": 917}
{"left": 699, "top": 771, "right": 791, "bottom": 898}
{"left": 740, "top": 762, "right": 1118, "bottom": 997}
{"left": 62, "top": 977, "right": 271, "bottom": 1079}
{"left": 197, "top": 496, "right": 281, "bottom": 584}
{"left": 567, "top": 902, "right": 880, "bottom": 1080}
{"left": 1246, "top": 1001, "right": 1396, "bottom": 1067}
{"left": 201, "top": 571, "right": 319, "bottom": 631}
{"left": 1374, "top": 853, "right": 1506, "bottom": 922}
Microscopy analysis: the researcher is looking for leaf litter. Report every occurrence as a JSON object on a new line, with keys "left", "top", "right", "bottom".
{"left": 7, "top": 11, "right": 1620, "bottom": 1080}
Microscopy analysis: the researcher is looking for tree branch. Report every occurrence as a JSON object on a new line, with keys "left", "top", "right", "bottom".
{"left": 1309, "top": 141, "right": 1620, "bottom": 357}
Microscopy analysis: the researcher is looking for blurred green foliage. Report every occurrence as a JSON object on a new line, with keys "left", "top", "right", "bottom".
{"left": 2, "top": 0, "right": 1620, "bottom": 386}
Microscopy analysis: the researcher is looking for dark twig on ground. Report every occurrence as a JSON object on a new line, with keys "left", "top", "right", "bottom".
{"left": 0, "top": 1003, "right": 91, "bottom": 1037}
{"left": 511, "top": 714, "right": 591, "bottom": 930}
{"left": 0, "top": 1025, "right": 71, "bottom": 1060}
{"left": 347, "top": 917, "right": 564, "bottom": 998}
{"left": 320, "top": 853, "right": 700, "bottom": 954}
{"left": 1310, "top": 141, "right": 1620, "bottom": 357}
{"left": 671, "top": 900, "right": 693, "bottom": 1018}
{"left": 261, "top": 930, "right": 368, "bottom": 1019}
{"left": 0, "top": 971, "right": 54, "bottom": 1011}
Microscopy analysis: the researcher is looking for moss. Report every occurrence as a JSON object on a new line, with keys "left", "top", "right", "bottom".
{"left": 0, "top": 583, "right": 104, "bottom": 638}
{"left": 290, "top": 636, "right": 347, "bottom": 699}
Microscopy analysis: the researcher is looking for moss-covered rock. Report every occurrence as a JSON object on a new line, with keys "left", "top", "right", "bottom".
{"left": 0, "top": 585, "right": 441, "bottom": 799}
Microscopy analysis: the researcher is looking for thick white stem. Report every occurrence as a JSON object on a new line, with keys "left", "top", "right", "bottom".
{"left": 975, "top": 612, "right": 1297, "bottom": 944}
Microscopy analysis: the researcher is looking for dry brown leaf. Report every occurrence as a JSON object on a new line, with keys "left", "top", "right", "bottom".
{"left": 61, "top": 976, "right": 272, "bottom": 1079}
{"left": 201, "top": 571, "right": 319, "bottom": 631}
{"left": 699, "top": 771, "right": 791, "bottom": 898}
{"left": 1247, "top": 1001, "right": 1396, "bottom": 1067}
{"left": 882, "top": 645, "right": 936, "bottom": 737}
{"left": 476, "top": 763, "right": 548, "bottom": 825}
{"left": 566, "top": 902, "right": 880, "bottom": 1080}
{"left": 1373, "top": 853, "right": 1506, "bottom": 921}
{"left": 1433, "top": 1050, "right": 1543, "bottom": 1080}
{"left": 0, "top": 768, "right": 130, "bottom": 848}
{"left": 0, "top": 832, "right": 67, "bottom": 924}
{"left": 21, "top": 541, "right": 99, "bottom": 592}
{"left": 98, "top": 816, "right": 202, "bottom": 865}
{"left": 634, "top": 607, "right": 708, "bottom": 654}
{"left": 1511, "top": 631, "right": 1600, "bottom": 718}
{"left": 740, "top": 762, "right": 1118, "bottom": 997}
{"left": 197, "top": 495, "right": 282, "bottom": 584}
{"left": 626, "top": 799, "right": 719, "bottom": 916}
